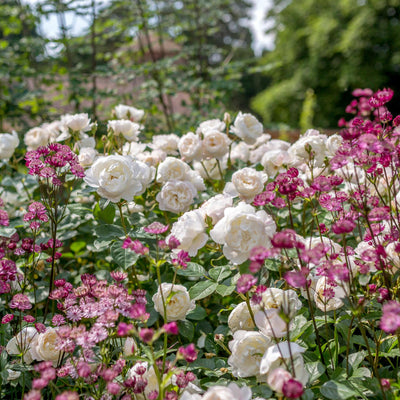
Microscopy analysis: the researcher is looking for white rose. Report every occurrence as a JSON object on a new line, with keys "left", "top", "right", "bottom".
{"left": 193, "top": 158, "right": 227, "bottom": 180}
{"left": 114, "top": 104, "right": 145, "bottom": 122}
{"left": 78, "top": 147, "right": 98, "bottom": 167}
{"left": 24, "top": 127, "right": 50, "bottom": 150}
{"left": 260, "top": 341, "right": 309, "bottom": 385}
{"left": 6, "top": 369, "right": 21, "bottom": 381}
{"left": 250, "top": 139, "right": 290, "bottom": 164}
{"left": 136, "top": 149, "right": 166, "bottom": 167}
{"left": 6, "top": 327, "right": 38, "bottom": 364}
{"left": 156, "top": 180, "right": 197, "bottom": 214}
{"left": 314, "top": 276, "right": 346, "bottom": 312}
{"left": 0, "top": 131, "right": 19, "bottom": 160}
{"left": 228, "top": 330, "right": 272, "bottom": 380}
{"left": 230, "top": 112, "right": 264, "bottom": 144}
{"left": 326, "top": 134, "right": 343, "bottom": 158}
{"left": 210, "top": 202, "right": 276, "bottom": 264}
{"left": 151, "top": 133, "right": 180, "bottom": 155}
{"left": 127, "top": 362, "right": 160, "bottom": 399}
{"left": 231, "top": 167, "right": 268, "bottom": 202}
{"left": 230, "top": 142, "right": 250, "bottom": 163}
{"left": 289, "top": 130, "right": 327, "bottom": 167}
{"left": 228, "top": 301, "right": 261, "bottom": 333}
{"left": 385, "top": 242, "right": 400, "bottom": 270}
{"left": 201, "top": 194, "right": 233, "bottom": 225}
{"left": 196, "top": 119, "right": 225, "bottom": 135}
{"left": 76, "top": 134, "right": 95, "bottom": 149}
{"left": 84, "top": 155, "right": 147, "bottom": 202}
{"left": 168, "top": 209, "right": 208, "bottom": 256}
{"left": 152, "top": 282, "right": 195, "bottom": 321}
{"left": 127, "top": 201, "right": 144, "bottom": 213}
{"left": 108, "top": 119, "right": 142, "bottom": 142}
{"left": 157, "top": 157, "right": 191, "bottom": 183}
{"left": 178, "top": 132, "right": 203, "bottom": 162}
{"left": 31, "top": 327, "right": 62, "bottom": 366}
{"left": 122, "top": 142, "right": 147, "bottom": 158}
{"left": 261, "top": 150, "right": 295, "bottom": 178}
{"left": 64, "top": 113, "right": 91, "bottom": 133}
{"left": 202, "top": 130, "right": 230, "bottom": 160}
{"left": 202, "top": 382, "right": 252, "bottom": 400}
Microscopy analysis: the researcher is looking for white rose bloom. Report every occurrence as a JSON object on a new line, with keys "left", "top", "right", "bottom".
{"left": 24, "top": 127, "right": 50, "bottom": 150}
{"left": 84, "top": 155, "right": 148, "bottom": 202}
{"left": 78, "top": 147, "right": 98, "bottom": 167}
{"left": 114, "top": 104, "right": 145, "bottom": 122}
{"left": 261, "top": 150, "right": 296, "bottom": 178}
{"left": 210, "top": 202, "right": 276, "bottom": 264}
{"left": 136, "top": 149, "right": 166, "bottom": 167}
{"left": 230, "top": 142, "right": 250, "bottom": 163}
{"left": 355, "top": 241, "right": 377, "bottom": 273}
{"left": 6, "top": 327, "right": 38, "bottom": 364}
{"left": 156, "top": 180, "right": 197, "bottom": 214}
{"left": 202, "top": 130, "right": 231, "bottom": 160}
{"left": 0, "top": 131, "right": 19, "bottom": 160}
{"left": 231, "top": 167, "right": 268, "bottom": 202}
{"left": 326, "top": 134, "right": 343, "bottom": 158}
{"left": 228, "top": 301, "right": 262, "bottom": 333}
{"left": 255, "top": 288, "right": 302, "bottom": 338}
{"left": 168, "top": 209, "right": 208, "bottom": 256}
{"left": 260, "top": 341, "right": 309, "bottom": 386}
{"left": 228, "top": 330, "right": 272, "bottom": 380}
{"left": 196, "top": 118, "right": 226, "bottom": 135}
{"left": 186, "top": 170, "right": 206, "bottom": 191}
{"left": 157, "top": 157, "right": 191, "bottom": 183}
{"left": 64, "top": 113, "right": 91, "bottom": 133}
{"left": 301, "top": 236, "right": 342, "bottom": 257}
{"left": 385, "top": 242, "right": 400, "bottom": 270}
{"left": 6, "top": 369, "right": 21, "bottom": 381}
{"left": 201, "top": 194, "right": 233, "bottom": 225}
{"left": 250, "top": 139, "right": 290, "bottom": 164}
{"left": 152, "top": 282, "right": 195, "bottom": 321}
{"left": 249, "top": 133, "right": 273, "bottom": 149}
{"left": 179, "top": 132, "right": 203, "bottom": 162}
{"left": 76, "top": 135, "right": 96, "bottom": 149}
{"left": 150, "top": 133, "right": 180, "bottom": 155}
{"left": 202, "top": 382, "right": 252, "bottom": 400}
{"left": 288, "top": 130, "right": 327, "bottom": 167}
{"left": 314, "top": 276, "right": 346, "bottom": 312}
{"left": 108, "top": 119, "right": 142, "bottom": 142}
{"left": 230, "top": 112, "right": 264, "bottom": 145}
{"left": 31, "top": 328, "right": 62, "bottom": 366}
{"left": 127, "top": 362, "right": 161, "bottom": 399}
{"left": 122, "top": 142, "right": 148, "bottom": 158}
{"left": 193, "top": 158, "right": 227, "bottom": 180}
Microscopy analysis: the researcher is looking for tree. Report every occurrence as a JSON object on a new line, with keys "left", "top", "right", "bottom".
{"left": 251, "top": 0, "right": 400, "bottom": 129}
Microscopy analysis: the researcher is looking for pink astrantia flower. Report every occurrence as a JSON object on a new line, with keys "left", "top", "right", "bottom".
{"left": 144, "top": 222, "right": 169, "bottom": 234}
{"left": 9, "top": 293, "right": 32, "bottom": 310}
{"left": 236, "top": 274, "right": 257, "bottom": 294}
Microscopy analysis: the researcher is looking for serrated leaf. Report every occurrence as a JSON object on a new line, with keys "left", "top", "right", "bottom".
{"left": 176, "top": 262, "right": 206, "bottom": 278}
{"left": 95, "top": 224, "right": 125, "bottom": 240}
{"left": 189, "top": 281, "right": 218, "bottom": 300}
{"left": 178, "top": 320, "right": 194, "bottom": 341}
{"left": 215, "top": 284, "right": 235, "bottom": 296}
{"left": 187, "top": 306, "right": 207, "bottom": 320}
{"left": 110, "top": 241, "right": 139, "bottom": 269}
{"left": 306, "top": 361, "right": 326, "bottom": 383}
{"left": 209, "top": 265, "right": 232, "bottom": 282}
{"left": 320, "top": 380, "right": 359, "bottom": 400}
{"left": 94, "top": 202, "right": 115, "bottom": 224}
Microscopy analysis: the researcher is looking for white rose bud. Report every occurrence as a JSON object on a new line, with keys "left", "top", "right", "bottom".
{"left": 114, "top": 104, "right": 145, "bottom": 122}
{"left": 152, "top": 283, "right": 195, "bottom": 321}
{"left": 84, "top": 155, "right": 149, "bottom": 202}
{"left": 156, "top": 180, "right": 197, "bottom": 214}
{"left": 210, "top": 202, "right": 276, "bottom": 264}
{"left": 64, "top": 113, "right": 91, "bottom": 132}
{"left": 0, "top": 131, "right": 19, "bottom": 160}
{"left": 78, "top": 147, "right": 98, "bottom": 168}
{"left": 108, "top": 120, "right": 142, "bottom": 142}
{"left": 230, "top": 112, "right": 264, "bottom": 145}
{"left": 202, "top": 130, "right": 230, "bottom": 160}
{"left": 228, "top": 330, "right": 272, "bottom": 380}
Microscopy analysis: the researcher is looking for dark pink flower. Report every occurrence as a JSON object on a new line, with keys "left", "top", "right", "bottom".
{"left": 163, "top": 322, "right": 179, "bottom": 335}
{"left": 236, "top": 274, "right": 257, "bottom": 294}
{"left": 179, "top": 343, "right": 197, "bottom": 362}
{"left": 144, "top": 222, "right": 169, "bottom": 234}
{"left": 282, "top": 379, "right": 304, "bottom": 399}
{"left": 1, "top": 314, "right": 14, "bottom": 324}
{"left": 9, "top": 293, "right": 32, "bottom": 310}
{"left": 139, "top": 328, "right": 154, "bottom": 343}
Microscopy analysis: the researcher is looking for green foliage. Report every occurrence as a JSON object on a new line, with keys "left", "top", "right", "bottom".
{"left": 252, "top": 0, "right": 400, "bottom": 128}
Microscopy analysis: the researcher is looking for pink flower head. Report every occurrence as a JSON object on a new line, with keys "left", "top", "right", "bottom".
{"left": 380, "top": 301, "right": 400, "bottom": 333}
{"left": 110, "top": 271, "right": 128, "bottom": 282}
{"left": 236, "top": 274, "right": 257, "bottom": 294}
{"left": 284, "top": 269, "right": 309, "bottom": 288}
{"left": 271, "top": 229, "right": 298, "bottom": 249}
{"left": 171, "top": 250, "right": 190, "bottom": 269}
{"left": 167, "top": 235, "right": 180, "bottom": 250}
{"left": 55, "top": 391, "right": 79, "bottom": 400}
{"left": 163, "top": 321, "right": 179, "bottom": 335}
{"left": 282, "top": 379, "right": 304, "bottom": 399}
{"left": 1, "top": 314, "right": 14, "bottom": 324}
{"left": 23, "top": 315, "right": 35, "bottom": 323}
{"left": 144, "top": 222, "right": 169, "bottom": 234}
{"left": 179, "top": 343, "right": 198, "bottom": 362}
{"left": 9, "top": 293, "right": 32, "bottom": 310}
{"left": 139, "top": 328, "right": 154, "bottom": 343}
{"left": 332, "top": 219, "right": 356, "bottom": 235}
{"left": 117, "top": 322, "right": 133, "bottom": 336}
{"left": 122, "top": 238, "right": 149, "bottom": 255}
{"left": 0, "top": 210, "right": 9, "bottom": 226}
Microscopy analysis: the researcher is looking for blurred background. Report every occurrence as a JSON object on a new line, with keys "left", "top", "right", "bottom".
{"left": 1, "top": 0, "right": 400, "bottom": 136}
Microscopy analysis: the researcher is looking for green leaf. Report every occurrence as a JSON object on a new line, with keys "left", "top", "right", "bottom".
{"left": 0, "top": 226, "right": 16, "bottom": 238}
{"left": 209, "top": 265, "right": 232, "bottom": 282}
{"left": 215, "top": 284, "right": 235, "bottom": 296}
{"left": 178, "top": 320, "right": 194, "bottom": 341}
{"left": 187, "top": 306, "right": 207, "bottom": 320}
{"left": 320, "top": 380, "right": 359, "bottom": 399}
{"left": 110, "top": 241, "right": 139, "bottom": 269}
{"left": 70, "top": 241, "right": 86, "bottom": 254}
{"left": 306, "top": 361, "right": 326, "bottom": 383}
{"left": 177, "top": 262, "right": 206, "bottom": 278}
{"left": 95, "top": 224, "right": 125, "bottom": 240}
{"left": 189, "top": 281, "right": 218, "bottom": 300}
{"left": 94, "top": 202, "right": 115, "bottom": 224}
